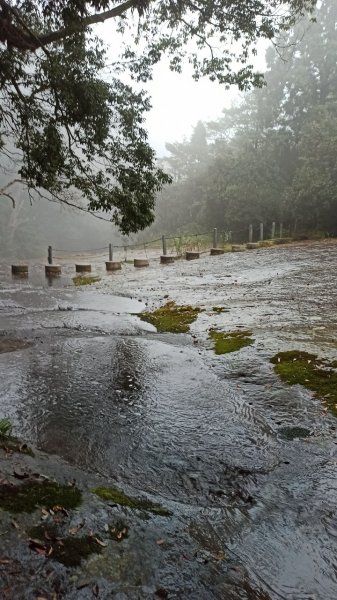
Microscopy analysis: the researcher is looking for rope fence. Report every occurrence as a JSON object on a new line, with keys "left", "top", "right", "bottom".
{"left": 11, "top": 222, "right": 289, "bottom": 277}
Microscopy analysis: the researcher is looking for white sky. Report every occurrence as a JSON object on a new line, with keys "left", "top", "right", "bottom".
{"left": 144, "top": 63, "right": 239, "bottom": 155}
{"left": 97, "top": 23, "right": 268, "bottom": 158}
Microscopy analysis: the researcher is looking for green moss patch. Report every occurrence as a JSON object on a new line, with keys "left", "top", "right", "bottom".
{"left": 212, "top": 306, "right": 228, "bottom": 313}
{"left": 72, "top": 275, "right": 101, "bottom": 286}
{"left": 0, "top": 480, "right": 82, "bottom": 513}
{"left": 278, "top": 426, "right": 311, "bottom": 440}
{"left": 139, "top": 301, "right": 201, "bottom": 333}
{"left": 271, "top": 350, "right": 337, "bottom": 416}
{"left": 92, "top": 486, "right": 171, "bottom": 516}
{"left": 28, "top": 524, "right": 102, "bottom": 567}
{"left": 209, "top": 329, "right": 254, "bottom": 354}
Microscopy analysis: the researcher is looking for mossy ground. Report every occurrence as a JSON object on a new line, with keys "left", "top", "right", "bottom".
{"left": 271, "top": 350, "right": 337, "bottom": 416}
{"left": 0, "top": 479, "right": 82, "bottom": 513}
{"left": 92, "top": 486, "right": 171, "bottom": 516}
{"left": 212, "top": 306, "right": 228, "bottom": 313}
{"left": 278, "top": 426, "right": 311, "bottom": 440}
{"left": 28, "top": 524, "right": 102, "bottom": 567}
{"left": 72, "top": 275, "right": 101, "bottom": 286}
{"left": 209, "top": 329, "right": 254, "bottom": 354}
{"left": 139, "top": 301, "right": 201, "bottom": 333}
{"left": 107, "top": 519, "right": 129, "bottom": 542}
{"left": 0, "top": 436, "right": 34, "bottom": 455}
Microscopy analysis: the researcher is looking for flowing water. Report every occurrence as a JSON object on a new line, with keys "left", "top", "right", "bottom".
{"left": 0, "top": 241, "right": 337, "bottom": 599}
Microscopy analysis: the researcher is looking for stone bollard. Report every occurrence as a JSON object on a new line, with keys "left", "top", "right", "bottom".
{"left": 106, "top": 261, "right": 122, "bottom": 271}
{"left": 12, "top": 265, "right": 28, "bottom": 276}
{"left": 134, "top": 259, "right": 149, "bottom": 268}
{"left": 210, "top": 248, "right": 225, "bottom": 256}
{"left": 246, "top": 243, "right": 260, "bottom": 249}
{"left": 75, "top": 264, "right": 91, "bottom": 273}
{"left": 186, "top": 251, "right": 200, "bottom": 260}
{"left": 160, "top": 255, "right": 175, "bottom": 264}
{"left": 231, "top": 245, "right": 245, "bottom": 252}
{"left": 45, "top": 265, "right": 61, "bottom": 276}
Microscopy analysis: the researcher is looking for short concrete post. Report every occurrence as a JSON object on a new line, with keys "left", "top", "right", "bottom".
{"left": 271, "top": 221, "right": 276, "bottom": 239}
{"left": 280, "top": 222, "right": 283, "bottom": 238}
{"left": 162, "top": 235, "right": 167, "bottom": 256}
{"left": 109, "top": 243, "right": 113, "bottom": 261}
{"left": 213, "top": 228, "right": 218, "bottom": 249}
{"left": 48, "top": 246, "right": 53, "bottom": 265}
{"left": 259, "top": 223, "right": 264, "bottom": 242}
{"left": 249, "top": 224, "right": 253, "bottom": 243}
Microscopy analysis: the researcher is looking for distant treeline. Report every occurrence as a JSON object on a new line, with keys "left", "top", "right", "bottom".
{"left": 151, "top": 0, "right": 337, "bottom": 239}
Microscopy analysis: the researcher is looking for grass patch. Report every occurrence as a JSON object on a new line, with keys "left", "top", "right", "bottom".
{"left": 139, "top": 301, "right": 201, "bottom": 333}
{"left": 0, "top": 418, "right": 12, "bottom": 439}
{"left": 0, "top": 479, "right": 82, "bottom": 513}
{"left": 271, "top": 350, "right": 337, "bottom": 416}
{"left": 209, "top": 329, "right": 254, "bottom": 354}
{"left": 92, "top": 486, "right": 171, "bottom": 516}
{"left": 28, "top": 524, "right": 102, "bottom": 567}
{"left": 72, "top": 275, "right": 101, "bottom": 286}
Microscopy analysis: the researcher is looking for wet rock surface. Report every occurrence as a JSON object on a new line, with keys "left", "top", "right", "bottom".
{"left": 0, "top": 240, "right": 337, "bottom": 599}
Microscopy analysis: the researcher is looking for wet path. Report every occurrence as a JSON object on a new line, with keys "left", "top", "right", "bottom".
{"left": 0, "top": 241, "right": 337, "bottom": 598}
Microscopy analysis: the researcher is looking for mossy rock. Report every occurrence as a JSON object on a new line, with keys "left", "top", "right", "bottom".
{"left": 271, "top": 350, "right": 337, "bottom": 416}
{"left": 28, "top": 524, "right": 102, "bottom": 567}
{"left": 107, "top": 519, "right": 129, "bottom": 542}
{"left": 0, "top": 479, "right": 82, "bottom": 513}
{"left": 72, "top": 275, "right": 101, "bottom": 286}
{"left": 212, "top": 306, "right": 229, "bottom": 313}
{"left": 0, "top": 436, "right": 34, "bottom": 456}
{"left": 278, "top": 426, "right": 311, "bottom": 440}
{"left": 92, "top": 486, "right": 171, "bottom": 516}
{"left": 209, "top": 329, "right": 254, "bottom": 354}
{"left": 139, "top": 301, "right": 201, "bottom": 333}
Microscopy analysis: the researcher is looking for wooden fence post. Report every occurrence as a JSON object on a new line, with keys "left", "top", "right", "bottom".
{"left": 162, "top": 235, "right": 167, "bottom": 256}
{"left": 259, "top": 223, "right": 264, "bottom": 242}
{"left": 48, "top": 246, "right": 53, "bottom": 265}
{"left": 249, "top": 224, "right": 253, "bottom": 243}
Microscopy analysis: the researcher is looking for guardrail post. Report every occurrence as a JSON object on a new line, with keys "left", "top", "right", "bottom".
{"left": 249, "top": 224, "right": 253, "bottom": 243}
{"left": 109, "top": 243, "right": 113, "bottom": 261}
{"left": 259, "top": 223, "right": 264, "bottom": 242}
{"left": 271, "top": 221, "right": 276, "bottom": 239}
{"left": 279, "top": 222, "right": 283, "bottom": 238}
{"left": 48, "top": 245, "right": 53, "bottom": 265}
{"left": 213, "top": 228, "right": 218, "bottom": 248}
{"left": 162, "top": 235, "right": 167, "bottom": 256}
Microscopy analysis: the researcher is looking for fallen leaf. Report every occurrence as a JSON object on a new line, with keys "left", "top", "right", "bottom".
{"left": 156, "top": 539, "right": 165, "bottom": 546}
{"left": 93, "top": 537, "right": 107, "bottom": 547}
{"left": 92, "top": 583, "right": 99, "bottom": 597}
{"left": 0, "top": 559, "right": 11, "bottom": 565}
{"left": 10, "top": 520, "right": 19, "bottom": 529}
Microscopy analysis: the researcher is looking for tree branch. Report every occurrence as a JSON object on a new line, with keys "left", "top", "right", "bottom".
{"left": 0, "top": 0, "right": 139, "bottom": 50}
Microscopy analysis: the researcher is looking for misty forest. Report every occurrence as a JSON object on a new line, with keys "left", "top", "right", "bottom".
{"left": 153, "top": 0, "right": 337, "bottom": 239}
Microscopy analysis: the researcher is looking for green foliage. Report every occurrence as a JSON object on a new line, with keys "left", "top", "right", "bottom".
{"left": 92, "top": 486, "right": 171, "bottom": 516}
{"left": 271, "top": 351, "right": 337, "bottom": 416}
{"left": 0, "top": 0, "right": 316, "bottom": 232}
{"left": 139, "top": 301, "right": 201, "bottom": 333}
{"left": 0, "top": 418, "right": 12, "bottom": 438}
{"left": 209, "top": 330, "right": 253, "bottom": 354}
